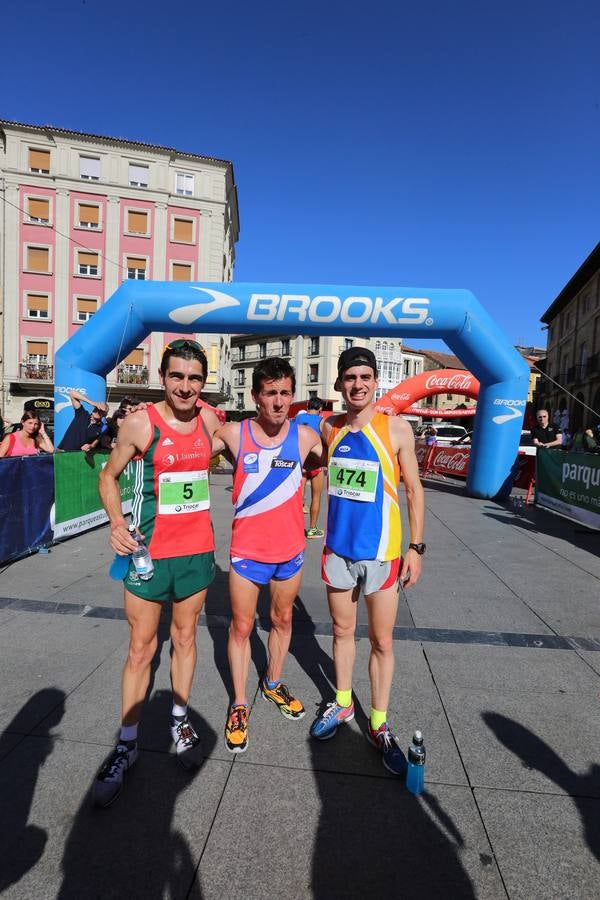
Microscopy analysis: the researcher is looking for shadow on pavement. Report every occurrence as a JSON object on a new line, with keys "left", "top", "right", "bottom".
{"left": 481, "top": 509, "right": 600, "bottom": 554}
{"left": 58, "top": 689, "right": 215, "bottom": 899}
{"left": 483, "top": 711, "right": 600, "bottom": 863}
{"left": 309, "top": 723, "right": 476, "bottom": 898}
{"left": 0, "top": 688, "right": 66, "bottom": 893}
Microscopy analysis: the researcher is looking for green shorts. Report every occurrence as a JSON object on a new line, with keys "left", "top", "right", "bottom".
{"left": 124, "top": 551, "right": 216, "bottom": 602}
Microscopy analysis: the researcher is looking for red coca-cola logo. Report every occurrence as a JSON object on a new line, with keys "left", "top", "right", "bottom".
{"left": 390, "top": 392, "right": 410, "bottom": 402}
{"left": 431, "top": 448, "right": 470, "bottom": 474}
{"left": 425, "top": 373, "right": 474, "bottom": 392}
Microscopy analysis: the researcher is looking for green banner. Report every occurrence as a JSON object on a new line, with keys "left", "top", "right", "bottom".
{"left": 53, "top": 452, "right": 135, "bottom": 539}
{"left": 536, "top": 450, "right": 600, "bottom": 530}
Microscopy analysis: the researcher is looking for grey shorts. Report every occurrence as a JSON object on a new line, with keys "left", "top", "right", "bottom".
{"left": 321, "top": 547, "right": 400, "bottom": 594}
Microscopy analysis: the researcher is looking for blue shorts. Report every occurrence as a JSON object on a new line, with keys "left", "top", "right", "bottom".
{"left": 230, "top": 551, "right": 305, "bottom": 585}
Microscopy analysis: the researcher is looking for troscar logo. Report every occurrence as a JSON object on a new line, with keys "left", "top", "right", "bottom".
{"left": 425, "top": 373, "right": 474, "bottom": 391}
{"left": 169, "top": 287, "right": 240, "bottom": 325}
{"left": 247, "top": 294, "right": 432, "bottom": 326}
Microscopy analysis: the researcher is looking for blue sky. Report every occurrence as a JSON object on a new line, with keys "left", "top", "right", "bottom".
{"left": 2, "top": 0, "right": 599, "bottom": 351}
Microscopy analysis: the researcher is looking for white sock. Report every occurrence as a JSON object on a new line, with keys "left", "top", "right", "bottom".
{"left": 120, "top": 723, "right": 138, "bottom": 743}
{"left": 172, "top": 703, "right": 188, "bottom": 720}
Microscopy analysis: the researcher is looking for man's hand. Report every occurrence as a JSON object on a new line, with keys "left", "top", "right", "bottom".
{"left": 400, "top": 548, "right": 422, "bottom": 589}
{"left": 110, "top": 522, "right": 141, "bottom": 555}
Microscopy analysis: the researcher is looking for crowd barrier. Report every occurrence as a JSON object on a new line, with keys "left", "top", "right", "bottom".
{"left": 415, "top": 440, "right": 536, "bottom": 497}
{"left": 0, "top": 455, "right": 54, "bottom": 564}
{"left": 0, "top": 451, "right": 134, "bottom": 565}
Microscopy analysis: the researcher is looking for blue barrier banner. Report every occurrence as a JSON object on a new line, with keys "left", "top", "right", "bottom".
{"left": 0, "top": 455, "right": 54, "bottom": 564}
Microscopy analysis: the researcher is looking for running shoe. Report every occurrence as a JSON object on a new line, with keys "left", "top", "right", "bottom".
{"left": 366, "top": 722, "right": 406, "bottom": 776}
{"left": 93, "top": 742, "right": 138, "bottom": 807}
{"left": 306, "top": 527, "right": 325, "bottom": 539}
{"left": 310, "top": 700, "right": 355, "bottom": 740}
{"left": 225, "top": 704, "right": 249, "bottom": 753}
{"left": 171, "top": 717, "right": 203, "bottom": 769}
{"left": 261, "top": 681, "right": 305, "bottom": 719}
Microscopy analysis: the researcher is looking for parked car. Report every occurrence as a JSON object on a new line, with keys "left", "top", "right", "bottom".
{"left": 450, "top": 429, "right": 537, "bottom": 456}
{"left": 417, "top": 424, "right": 468, "bottom": 445}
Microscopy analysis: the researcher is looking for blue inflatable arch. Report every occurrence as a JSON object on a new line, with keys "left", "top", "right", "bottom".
{"left": 54, "top": 281, "right": 529, "bottom": 499}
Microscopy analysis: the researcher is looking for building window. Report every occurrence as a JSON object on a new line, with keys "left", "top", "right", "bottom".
{"left": 172, "top": 262, "right": 192, "bottom": 281}
{"left": 80, "top": 156, "right": 100, "bottom": 180}
{"left": 129, "top": 163, "right": 149, "bottom": 187}
{"left": 259, "top": 342, "right": 267, "bottom": 359}
{"left": 77, "top": 251, "right": 99, "bottom": 276}
{"left": 238, "top": 345, "right": 246, "bottom": 361}
{"left": 310, "top": 337, "right": 320, "bottom": 355}
{"left": 175, "top": 172, "right": 194, "bottom": 196}
{"left": 27, "top": 196, "right": 50, "bottom": 224}
{"left": 281, "top": 338, "right": 290, "bottom": 356}
{"left": 29, "top": 148, "right": 50, "bottom": 174}
{"left": 236, "top": 392, "right": 244, "bottom": 409}
{"left": 173, "top": 217, "right": 194, "bottom": 243}
{"left": 447, "top": 393, "right": 453, "bottom": 400}
{"left": 75, "top": 296, "right": 98, "bottom": 322}
{"left": 26, "top": 246, "right": 50, "bottom": 273}
{"left": 26, "top": 293, "right": 49, "bottom": 319}
{"left": 403, "top": 360, "right": 410, "bottom": 376}
{"left": 77, "top": 203, "right": 100, "bottom": 229}
{"left": 375, "top": 340, "right": 381, "bottom": 350}
{"left": 309, "top": 364, "right": 319, "bottom": 383}
{"left": 127, "top": 256, "right": 147, "bottom": 280}
{"left": 344, "top": 338, "right": 353, "bottom": 350}
{"left": 236, "top": 370, "right": 246, "bottom": 386}
{"left": 26, "top": 340, "right": 49, "bottom": 365}
{"left": 127, "top": 209, "right": 149, "bottom": 235}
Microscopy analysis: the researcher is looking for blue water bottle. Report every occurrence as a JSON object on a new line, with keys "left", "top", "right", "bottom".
{"left": 405, "top": 730, "right": 426, "bottom": 795}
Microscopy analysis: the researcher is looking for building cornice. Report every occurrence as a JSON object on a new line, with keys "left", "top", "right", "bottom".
{"left": 541, "top": 241, "right": 600, "bottom": 324}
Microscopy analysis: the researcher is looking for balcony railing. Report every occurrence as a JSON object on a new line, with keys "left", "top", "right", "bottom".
{"left": 117, "top": 365, "right": 149, "bottom": 385}
{"left": 20, "top": 363, "right": 54, "bottom": 380}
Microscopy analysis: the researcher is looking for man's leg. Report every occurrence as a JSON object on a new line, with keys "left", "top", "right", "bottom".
{"left": 310, "top": 585, "right": 359, "bottom": 739}
{"left": 364, "top": 585, "right": 399, "bottom": 713}
{"left": 228, "top": 568, "right": 260, "bottom": 706}
{"left": 363, "top": 584, "right": 405, "bottom": 775}
{"left": 308, "top": 469, "right": 325, "bottom": 533}
{"left": 169, "top": 588, "right": 208, "bottom": 768}
{"left": 122, "top": 589, "right": 163, "bottom": 725}
{"left": 328, "top": 585, "right": 359, "bottom": 693}
{"left": 170, "top": 588, "right": 207, "bottom": 707}
{"left": 262, "top": 569, "right": 305, "bottom": 718}
{"left": 93, "top": 590, "right": 161, "bottom": 807}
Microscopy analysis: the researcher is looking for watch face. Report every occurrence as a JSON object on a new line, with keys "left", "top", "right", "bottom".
{"left": 410, "top": 543, "right": 426, "bottom": 555}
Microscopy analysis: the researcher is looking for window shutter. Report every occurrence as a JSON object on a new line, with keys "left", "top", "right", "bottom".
{"left": 28, "top": 197, "right": 50, "bottom": 220}
{"left": 78, "top": 251, "right": 98, "bottom": 267}
{"left": 79, "top": 204, "right": 99, "bottom": 225}
{"left": 124, "top": 349, "right": 144, "bottom": 365}
{"left": 80, "top": 156, "right": 100, "bottom": 178}
{"left": 172, "top": 263, "right": 191, "bottom": 281}
{"left": 128, "top": 210, "right": 148, "bottom": 233}
{"left": 126, "top": 256, "right": 146, "bottom": 270}
{"left": 27, "top": 247, "right": 49, "bottom": 271}
{"left": 29, "top": 149, "right": 50, "bottom": 171}
{"left": 77, "top": 298, "right": 97, "bottom": 314}
{"left": 27, "top": 341, "right": 48, "bottom": 356}
{"left": 27, "top": 294, "right": 49, "bottom": 312}
{"left": 173, "top": 218, "right": 193, "bottom": 242}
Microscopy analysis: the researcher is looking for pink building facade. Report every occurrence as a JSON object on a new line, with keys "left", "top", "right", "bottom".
{"left": 0, "top": 120, "right": 239, "bottom": 422}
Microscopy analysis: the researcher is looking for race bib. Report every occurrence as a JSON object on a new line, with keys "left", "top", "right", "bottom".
{"left": 328, "top": 457, "right": 379, "bottom": 502}
{"left": 158, "top": 470, "right": 210, "bottom": 514}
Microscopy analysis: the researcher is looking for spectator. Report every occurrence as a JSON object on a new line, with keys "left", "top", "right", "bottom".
{"left": 570, "top": 425, "right": 598, "bottom": 453}
{"left": 58, "top": 390, "right": 108, "bottom": 452}
{"left": 424, "top": 425, "right": 438, "bottom": 446}
{"left": 531, "top": 409, "right": 562, "bottom": 450}
{"left": 108, "top": 408, "right": 127, "bottom": 448}
{"left": 118, "top": 396, "right": 139, "bottom": 416}
{"left": 294, "top": 397, "right": 325, "bottom": 539}
{"left": 0, "top": 411, "right": 54, "bottom": 457}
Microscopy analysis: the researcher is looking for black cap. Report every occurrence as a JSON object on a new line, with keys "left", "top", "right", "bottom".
{"left": 337, "top": 346, "right": 378, "bottom": 377}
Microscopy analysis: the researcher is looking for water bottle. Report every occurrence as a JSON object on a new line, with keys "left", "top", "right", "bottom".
{"left": 405, "top": 730, "right": 426, "bottom": 795}
{"left": 129, "top": 524, "right": 154, "bottom": 580}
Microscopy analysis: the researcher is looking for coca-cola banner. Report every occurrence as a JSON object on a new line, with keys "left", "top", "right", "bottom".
{"left": 427, "top": 445, "right": 471, "bottom": 478}
{"left": 376, "top": 369, "right": 480, "bottom": 418}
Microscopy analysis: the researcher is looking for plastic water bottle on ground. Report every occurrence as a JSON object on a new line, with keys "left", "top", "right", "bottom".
{"left": 405, "top": 730, "right": 426, "bottom": 795}
{"left": 129, "top": 524, "right": 154, "bottom": 580}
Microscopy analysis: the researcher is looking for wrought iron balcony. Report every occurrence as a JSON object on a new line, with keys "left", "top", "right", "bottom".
{"left": 117, "top": 365, "right": 149, "bottom": 385}
{"left": 20, "top": 363, "right": 54, "bottom": 381}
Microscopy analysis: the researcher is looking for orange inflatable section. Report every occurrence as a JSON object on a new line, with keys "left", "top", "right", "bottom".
{"left": 374, "top": 369, "right": 480, "bottom": 415}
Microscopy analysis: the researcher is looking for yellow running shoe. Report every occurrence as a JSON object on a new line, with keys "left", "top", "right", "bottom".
{"left": 261, "top": 681, "right": 305, "bottom": 720}
{"left": 225, "top": 704, "right": 249, "bottom": 753}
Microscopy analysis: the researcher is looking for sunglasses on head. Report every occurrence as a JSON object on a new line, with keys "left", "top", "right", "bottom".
{"left": 162, "top": 339, "right": 205, "bottom": 355}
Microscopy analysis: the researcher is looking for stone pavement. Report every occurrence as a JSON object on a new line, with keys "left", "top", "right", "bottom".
{"left": 1, "top": 474, "right": 599, "bottom": 899}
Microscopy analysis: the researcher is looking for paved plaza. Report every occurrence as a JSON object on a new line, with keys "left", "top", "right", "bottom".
{"left": 1, "top": 474, "right": 600, "bottom": 898}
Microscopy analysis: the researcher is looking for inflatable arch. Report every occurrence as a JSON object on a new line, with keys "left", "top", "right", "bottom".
{"left": 54, "top": 281, "right": 529, "bottom": 499}
{"left": 376, "top": 369, "right": 480, "bottom": 416}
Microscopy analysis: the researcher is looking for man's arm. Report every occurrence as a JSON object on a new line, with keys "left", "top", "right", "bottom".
{"left": 545, "top": 431, "right": 563, "bottom": 449}
{"left": 69, "top": 389, "right": 108, "bottom": 414}
{"left": 213, "top": 421, "right": 241, "bottom": 461}
{"left": 98, "top": 413, "right": 148, "bottom": 555}
{"left": 392, "top": 418, "right": 425, "bottom": 588}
